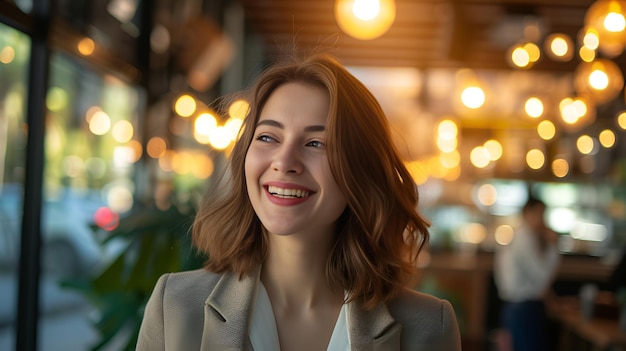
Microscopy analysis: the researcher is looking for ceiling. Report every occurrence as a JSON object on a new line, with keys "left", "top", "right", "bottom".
{"left": 239, "top": 0, "right": 626, "bottom": 181}
{"left": 240, "top": 0, "right": 626, "bottom": 72}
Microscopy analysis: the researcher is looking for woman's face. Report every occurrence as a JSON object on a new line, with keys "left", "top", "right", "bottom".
{"left": 244, "top": 82, "right": 347, "bottom": 238}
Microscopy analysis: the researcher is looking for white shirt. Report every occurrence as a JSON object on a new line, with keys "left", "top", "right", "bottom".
{"left": 494, "top": 224, "right": 560, "bottom": 302}
{"left": 249, "top": 283, "right": 350, "bottom": 351}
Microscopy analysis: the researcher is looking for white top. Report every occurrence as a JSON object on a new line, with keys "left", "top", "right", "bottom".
{"left": 494, "top": 223, "right": 560, "bottom": 302}
{"left": 249, "top": 283, "right": 350, "bottom": 351}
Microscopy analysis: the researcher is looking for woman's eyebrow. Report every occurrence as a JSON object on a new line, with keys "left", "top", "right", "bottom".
{"left": 256, "top": 119, "right": 283, "bottom": 128}
{"left": 256, "top": 119, "right": 326, "bottom": 132}
{"left": 304, "top": 125, "right": 325, "bottom": 132}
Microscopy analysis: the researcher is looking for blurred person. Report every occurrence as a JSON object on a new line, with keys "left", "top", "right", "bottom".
{"left": 494, "top": 196, "right": 561, "bottom": 351}
{"left": 136, "top": 53, "right": 461, "bottom": 350}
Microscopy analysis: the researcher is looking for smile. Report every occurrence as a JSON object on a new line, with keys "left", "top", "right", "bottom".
{"left": 267, "top": 185, "right": 310, "bottom": 198}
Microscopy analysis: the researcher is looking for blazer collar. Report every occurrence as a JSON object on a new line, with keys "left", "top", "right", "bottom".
{"left": 201, "top": 268, "right": 259, "bottom": 350}
{"left": 347, "top": 300, "right": 402, "bottom": 350}
{"left": 200, "top": 268, "right": 401, "bottom": 351}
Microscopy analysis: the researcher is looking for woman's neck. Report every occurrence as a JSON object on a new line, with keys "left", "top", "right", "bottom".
{"left": 261, "top": 233, "right": 342, "bottom": 311}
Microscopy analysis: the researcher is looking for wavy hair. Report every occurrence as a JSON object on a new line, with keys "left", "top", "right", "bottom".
{"left": 192, "top": 53, "right": 430, "bottom": 309}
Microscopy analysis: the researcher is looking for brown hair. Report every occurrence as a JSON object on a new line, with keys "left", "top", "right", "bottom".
{"left": 192, "top": 53, "right": 430, "bottom": 309}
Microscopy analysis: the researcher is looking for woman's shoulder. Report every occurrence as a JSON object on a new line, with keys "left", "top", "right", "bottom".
{"left": 154, "top": 269, "right": 224, "bottom": 301}
{"left": 160, "top": 268, "right": 222, "bottom": 284}
{"left": 387, "top": 287, "right": 457, "bottom": 326}
{"left": 387, "top": 287, "right": 462, "bottom": 348}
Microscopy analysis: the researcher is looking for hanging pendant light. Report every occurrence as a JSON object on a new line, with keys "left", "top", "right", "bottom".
{"left": 334, "top": 0, "right": 396, "bottom": 40}
{"left": 584, "top": 0, "right": 626, "bottom": 56}
{"left": 575, "top": 58, "right": 624, "bottom": 105}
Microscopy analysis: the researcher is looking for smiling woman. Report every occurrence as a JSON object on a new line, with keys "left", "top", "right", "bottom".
{"left": 244, "top": 82, "right": 346, "bottom": 241}
{"left": 136, "top": 53, "right": 462, "bottom": 351}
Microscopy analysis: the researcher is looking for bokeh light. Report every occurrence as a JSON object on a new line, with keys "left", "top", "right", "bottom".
{"left": 538, "top": 120, "right": 556, "bottom": 140}
{"left": 526, "top": 149, "right": 545, "bottom": 169}
{"left": 147, "top": 136, "right": 167, "bottom": 158}
{"left": 525, "top": 97, "right": 544, "bottom": 118}
{"left": 599, "top": 129, "right": 616, "bottom": 148}
{"left": 174, "top": 94, "right": 196, "bottom": 117}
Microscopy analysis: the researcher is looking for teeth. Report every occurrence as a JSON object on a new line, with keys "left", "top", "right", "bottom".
{"left": 267, "top": 185, "right": 310, "bottom": 198}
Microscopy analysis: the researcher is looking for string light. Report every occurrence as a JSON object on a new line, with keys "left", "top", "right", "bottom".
{"left": 334, "top": 0, "right": 396, "bottom": 40}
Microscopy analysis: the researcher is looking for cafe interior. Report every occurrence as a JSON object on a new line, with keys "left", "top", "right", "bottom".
{"left": 1, "top": 0, "right": 626, "bottom": 350}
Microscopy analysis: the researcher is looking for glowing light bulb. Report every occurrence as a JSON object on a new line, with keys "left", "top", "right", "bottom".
{"left": 352, "top": 0, "right": 380, "bottom": 20}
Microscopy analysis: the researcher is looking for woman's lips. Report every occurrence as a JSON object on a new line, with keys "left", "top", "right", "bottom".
{"left": 267, "top": 185, "right": 310, "bottom": 198}
{"left": 263, "top": 183, "right": 314, "bottom": 206}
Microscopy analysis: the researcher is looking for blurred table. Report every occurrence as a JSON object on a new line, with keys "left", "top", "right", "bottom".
{"left": 547, "top": 295, "right": 626, "bottom": 351}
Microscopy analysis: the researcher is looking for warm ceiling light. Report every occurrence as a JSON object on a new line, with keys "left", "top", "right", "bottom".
{"left": 437, "top": 119, "right": 458, "bottom": 139}
{"left": 334, "top": 0, "right": 396, "bottom": 40}
{"left": 77, "top": 37, "right": 95, "bottom": 56}
{"left": 605, "top": 11, "right": 626, "bottom": 31}
{"left": 526, "top": 149, "right": 545, "bottom": 170}
{"left": 559, "top": 96, "right": 595, "bottom": 128}
{"left": 576, "top": 135, "right": 596, "bottom": 155}
{"left": 461, "top": 86, "right": 485, "bottom": 109}
{"left": 225, "top": 117, "right": 244, "bottom": 141}
{"left": 194, "top": 112, "right": 218, "bottom": 144}
{"left": 618, "top": 111, "right": 626, "bottom": 129}
{"left": 579, "top": 46, "right": 596, "bottom": 62}
{"left": 545, "top": 33, "right": 574, "bottom": 61}
{"left": 584, "top": 0, "right": 626, "bottom": 56}
{"left": 470, "top": 146, "right": 490, "bottom": 168}
{"left": 510, "top": 44, "right": 531, "bottom": 68}
{"left": 589, "top": 69, "right": 610, "bottom": 90}
{"left": 524, "top": 42, "right": 541, "bottom": 62}
{"left": 228, "top": 99, "right": 250, "bottom": 119}
{"left": 208, "top": 126, "right": 232, "bottom": 150}
{"left": 537, "top": 120, "right": 556, "bottom": 140}
{"left": 575, "top": 58, "right": 624, "bottom": 104}
{"left": 525, "top": 97, "right": 544, "bottom": 118}
{"left": 581, "top": 27, "right": 601, "bottom": 50}
{"left": 552, "top": 158, "right": 569, "bottom": 178}
{"left": 484, "top": 139, "right": 502, "bottom": 161}
{"left": 507, "top": 42, "right": 539, "bottom": 69}
{"left": 599, "top": 129, "right": 616, "bottom": 148}
{"left": 436, "top": 119, "right": 459, "bottom": 152}
{"left": 174, "top": 94, "right": 196, "bottom": 117}
{"left": 437, "top": 138, "right": 457, "bottom": 153}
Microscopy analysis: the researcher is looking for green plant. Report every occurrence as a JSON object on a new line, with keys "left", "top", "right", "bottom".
{"left": 64, "top": 200, "right": 206, "bottom": 351}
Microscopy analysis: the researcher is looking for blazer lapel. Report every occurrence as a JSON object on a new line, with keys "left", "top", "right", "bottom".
{"left": 347, "top": 301, "right": 402, "bottom": 351}
{"left": 197, "top": 268, "right": 401, "bottom": 351}
{"left": 200, "top": 269, "right": 260, "bottom": 351}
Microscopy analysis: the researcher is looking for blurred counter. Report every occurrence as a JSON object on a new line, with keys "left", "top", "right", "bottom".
{"left": 415, "top": 250, "right": 618, "bottom": 351}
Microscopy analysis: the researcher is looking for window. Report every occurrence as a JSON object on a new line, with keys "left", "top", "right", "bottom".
{"left": 0, "top": 21, "right": 30, "bottom": 350}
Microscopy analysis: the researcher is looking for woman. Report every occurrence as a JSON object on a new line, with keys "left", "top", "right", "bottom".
{"left": 137, "top": 53, "right": 461, "bottom": 350}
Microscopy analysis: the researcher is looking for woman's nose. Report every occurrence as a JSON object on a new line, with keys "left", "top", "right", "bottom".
{"left": 271, "top": 144, "right": 303, "bottom": 174}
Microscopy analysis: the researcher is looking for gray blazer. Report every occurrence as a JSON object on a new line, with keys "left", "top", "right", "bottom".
{"left": 136, "top": 269, "right": 461, "bottom": 350}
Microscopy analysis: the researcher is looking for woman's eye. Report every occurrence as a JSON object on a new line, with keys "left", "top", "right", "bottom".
{"left": 306, "top": 140, "right": 325, "bottom": 148}
{"left": 255, "top": 134, "right": 275, "bottom": 143}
